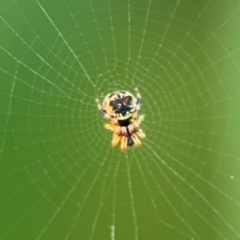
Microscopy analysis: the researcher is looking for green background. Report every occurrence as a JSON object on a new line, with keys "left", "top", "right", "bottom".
{"left": 1, "top": 0, "right": 240, "bottom": 239}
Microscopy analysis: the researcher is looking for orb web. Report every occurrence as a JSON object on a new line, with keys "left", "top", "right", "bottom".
{"left": 1, "top": 0, "right": 240, "bottom": 239}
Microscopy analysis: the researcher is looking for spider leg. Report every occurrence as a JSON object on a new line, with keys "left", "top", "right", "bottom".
{"left": 133, "top": 87, "right": 142, "bottom": 116}
{"left": 136, "top": 128, "right": 146, "bottom": 139}
{"left": 135, "top": 87, "right": 141, "bottom": 99}
{"left": 112, "top": 133, "right": 121, "bottom": 147}
{"left": 95, "top": 98, "right": 102, "bottom": 109}
{"left": 130, "top": 114, "right": 144, "bottom": 133}
{"left": 136, "top": 114, "right": 144, "bottom": 124}
{"left": 104, "top": 123, "right": 115, "bottom": 132}
{"left": 131, "top": 133, "right": 141, "bottom": 147}
{"left": 120, "top": 136, "right": 128, "bottom": 151}
{"left": 95, "top": 98, "right": 105, "bottom": 116}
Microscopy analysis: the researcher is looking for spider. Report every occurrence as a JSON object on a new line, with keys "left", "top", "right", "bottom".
{"left": 96, "top": 87, "right": 146, "bottom": 151}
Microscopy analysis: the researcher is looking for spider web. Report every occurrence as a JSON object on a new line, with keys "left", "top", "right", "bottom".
{"left": 1, "top": 0, "right": 240, "bottom": 239}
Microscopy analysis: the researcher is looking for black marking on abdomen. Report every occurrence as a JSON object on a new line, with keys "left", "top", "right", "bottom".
{"left": 127, "top": 135, "right": 134, "bottom": 146}
{"left": 118, "top": 118, "right": 131, "bottom": 126}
